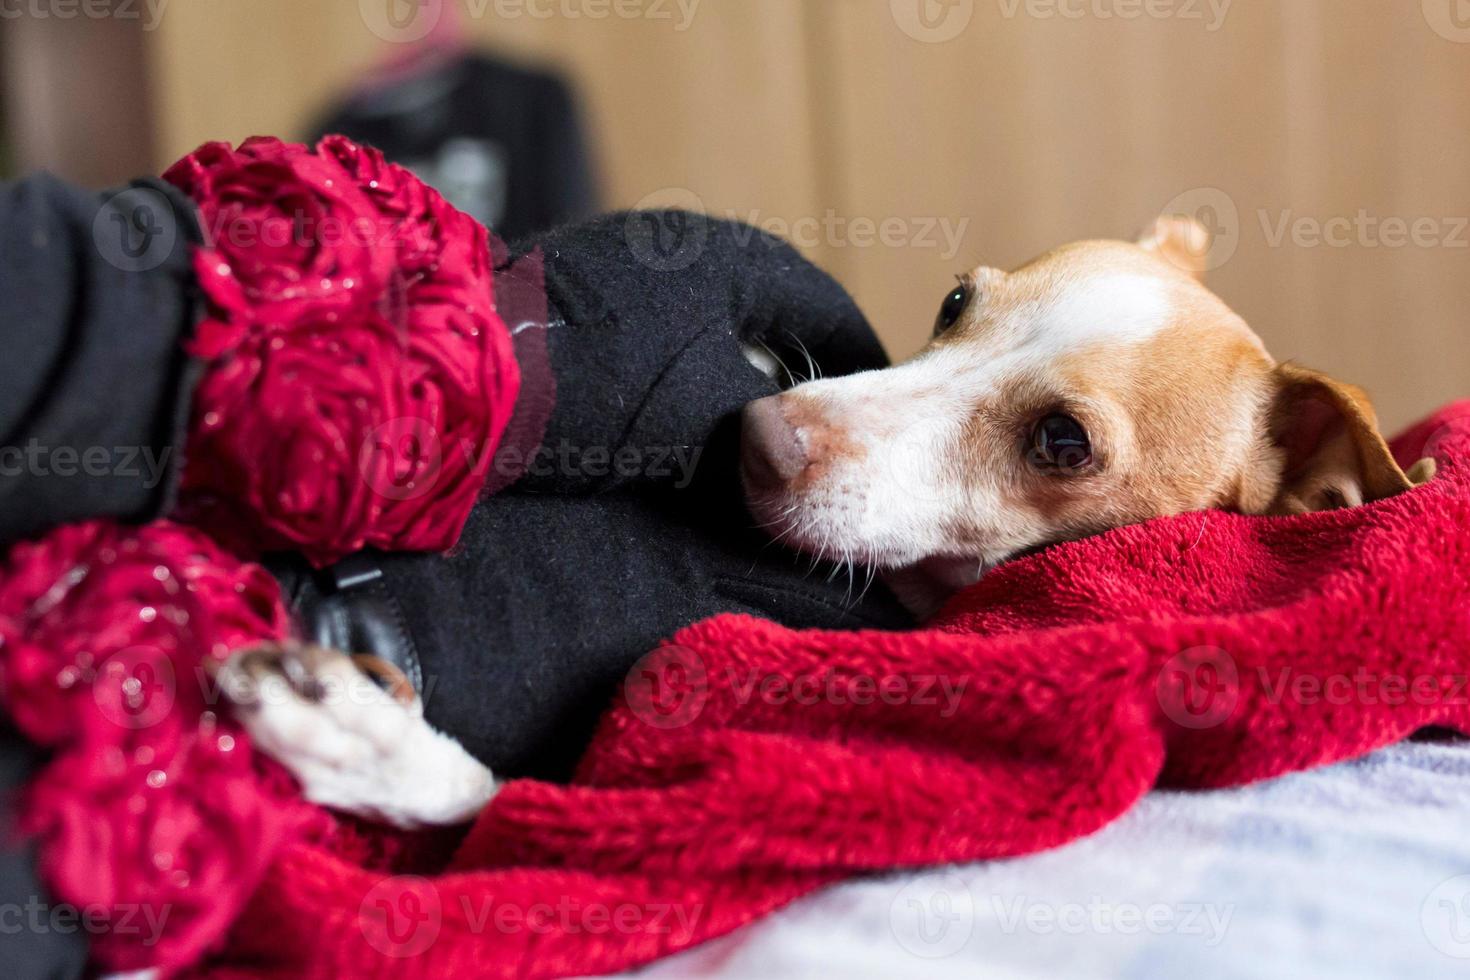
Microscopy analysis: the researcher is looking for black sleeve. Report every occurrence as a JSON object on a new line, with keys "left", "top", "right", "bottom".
{"left": 0, "top": 174, "right": 201, "bottom": 546}
{"left": 0, "top": 725, "right": 88, "bottom": 980}
{"left": 0, "top": 175, "right": 201, "bottom": 979}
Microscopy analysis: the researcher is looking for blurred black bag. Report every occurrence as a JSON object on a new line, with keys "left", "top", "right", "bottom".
{"left": 314, "top": 52, "right": 598, "bottom": 242}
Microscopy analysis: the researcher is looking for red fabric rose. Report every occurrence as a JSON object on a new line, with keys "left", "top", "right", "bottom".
{"left": 184, "top": 306, "right": 503, "bottom": 564}
{"left": 164, "top": 137, "right": 520, "bottom": 564}
{"left": 0, "top": 520, "right": 321, "bottom": 972}
{"left": 165, "top": 137, "right": 394, "bottom": 336}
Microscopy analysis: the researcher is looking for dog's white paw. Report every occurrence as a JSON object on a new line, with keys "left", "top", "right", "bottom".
{"left": 218, "top": 644, "right": 496, "bottom": 828}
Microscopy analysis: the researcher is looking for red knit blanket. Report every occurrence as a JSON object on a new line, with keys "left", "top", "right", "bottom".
{"left": 194, "top": 401, "right": 1470, "bottom": 978}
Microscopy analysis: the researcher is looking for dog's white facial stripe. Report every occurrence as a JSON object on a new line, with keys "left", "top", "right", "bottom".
{"left": 1041, "top": 272, "right": 1171, "bottom": 344}
{"left": 982, "top": 272, "right": 1172, "bottom": 354}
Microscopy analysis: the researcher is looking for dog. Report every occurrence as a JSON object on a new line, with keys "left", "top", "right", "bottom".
{"left": 743, "top": 214, "right": 1435, "bottom": 616}
{"left": 219, "top": 214, "right": 1434, "bottom": 827}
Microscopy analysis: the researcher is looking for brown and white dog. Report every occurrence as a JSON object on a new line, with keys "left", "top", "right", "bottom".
{"left": 220, "top": 215, "right": 1434, "bottom": 827}
{"left": 743, "top": 215, "right": 1433, "bottom": 616}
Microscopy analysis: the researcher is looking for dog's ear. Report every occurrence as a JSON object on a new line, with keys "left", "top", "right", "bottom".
{"left": 1258, "top": 363, "right": 1415, "bottom": 514}
{"left": 1137, "top": 215, "right": 1212, "bottom": 281}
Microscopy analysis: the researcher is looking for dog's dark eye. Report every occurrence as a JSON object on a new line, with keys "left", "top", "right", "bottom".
{"left": 934, "top": 283, "right": 970, "bottom": 335}
{"left": 1029, "top": 414, "right": 1093, "bottom": 472}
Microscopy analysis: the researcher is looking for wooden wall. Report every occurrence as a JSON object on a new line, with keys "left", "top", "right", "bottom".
{"left": 1, "top": 12, "right": 155, "bottom": 186}
{"left": 34, "top": 0, "right": 1470, "bottom": 430}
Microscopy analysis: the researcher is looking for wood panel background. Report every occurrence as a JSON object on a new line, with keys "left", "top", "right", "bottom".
{"left": 1, "top": 13, "right": 155, "bottom": 186}
{"left": 16, "top": 0, "right": 1470, "bottom": 431}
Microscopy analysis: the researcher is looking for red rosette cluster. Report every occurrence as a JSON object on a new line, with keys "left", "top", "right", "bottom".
{"left": 0, "top": 520, "right": 320, "bottom": 971}
{"left": 164, "top": 136, "right": 520, "bottom": 566}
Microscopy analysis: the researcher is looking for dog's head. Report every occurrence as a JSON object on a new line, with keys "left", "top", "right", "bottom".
{"left": 742, "top": 216, "right": 1423, "bottom": 587}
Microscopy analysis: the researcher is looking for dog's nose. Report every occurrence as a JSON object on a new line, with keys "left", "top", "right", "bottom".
{"left": 741, "top": 396, "right": 809, "bottom": 489}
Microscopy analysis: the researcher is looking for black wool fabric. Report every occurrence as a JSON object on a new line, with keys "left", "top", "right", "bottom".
{"left": 274, "top": 212, "right": 913, "bottom": 780}
{"left": 0, "top": 175, "right": 201, "bottom": 544}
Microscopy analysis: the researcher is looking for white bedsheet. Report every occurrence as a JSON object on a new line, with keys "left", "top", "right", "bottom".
{"left": 609, "top": 738, "right": 1470, "bottom": 979}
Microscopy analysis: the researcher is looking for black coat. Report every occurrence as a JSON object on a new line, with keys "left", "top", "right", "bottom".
{"left": 313, "top": 53, "right": 599, "bottom": 243}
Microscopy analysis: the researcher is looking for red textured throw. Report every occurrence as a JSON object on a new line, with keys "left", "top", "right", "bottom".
{"left": 181, "top": 402, "right": 1468, "bottom": 978}
{"left": 164, "top": 137, "right": 519, "bottom": 566}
